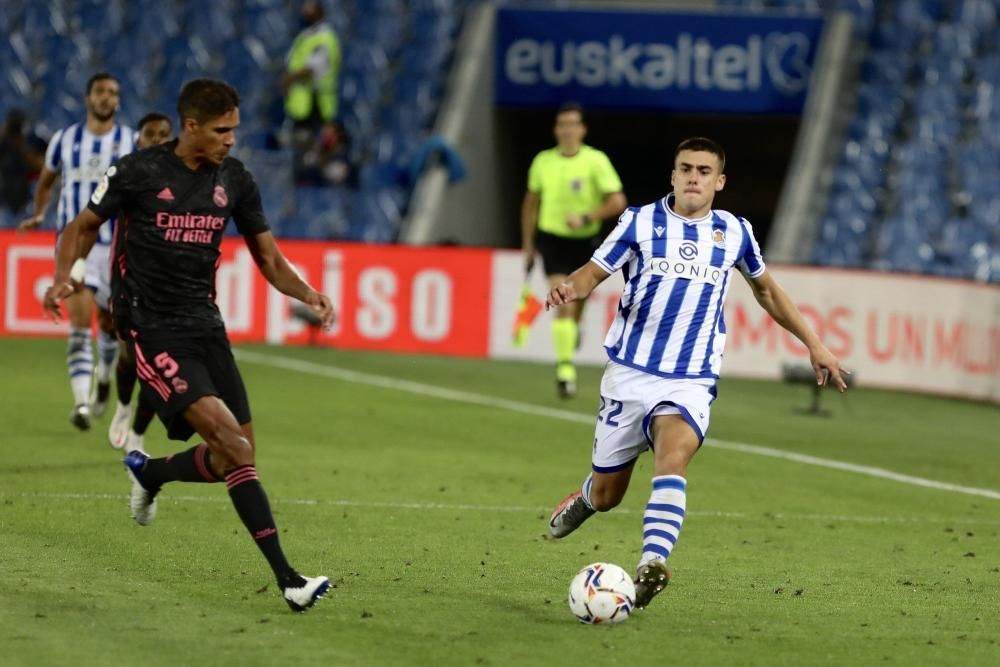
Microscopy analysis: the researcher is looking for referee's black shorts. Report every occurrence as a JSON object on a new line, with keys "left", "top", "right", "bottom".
{"left": 129, "top": 327, "right": 252, "bottom": 441}
{"left": 535, "top": 230, "right": 600, "bottom": 277}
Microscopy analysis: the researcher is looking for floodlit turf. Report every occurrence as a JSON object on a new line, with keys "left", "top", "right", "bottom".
{"left": 1, "top": 337, "right": 998, "bottom": 667}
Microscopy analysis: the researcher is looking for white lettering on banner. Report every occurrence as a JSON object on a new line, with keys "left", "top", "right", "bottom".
{"left": 766, "top": 32, "right": 811, "bottom": 94}
{"left": 357, "top": 268, "right": 397, "bottom": 340}
{"left": 216, "top": 249, "right": 254, "bottom": 333}
{"left": 506, "top": 39, "right": 541, "bottom": 83}
{"left": 411, "top": 270, "right": 452, "bottom": 342}
{"left": 648, "top": 258, "right": 722, "bottom": 284}
{"left": 322, "top": 251, "right": 344, "bottom": 337}
{"left": 505, "top": 31, "right": 809, "bottom": 95}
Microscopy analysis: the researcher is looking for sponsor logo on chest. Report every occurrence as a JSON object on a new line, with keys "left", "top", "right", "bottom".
{"left": 647, "top": 257, "right": 723, "bottom": 285}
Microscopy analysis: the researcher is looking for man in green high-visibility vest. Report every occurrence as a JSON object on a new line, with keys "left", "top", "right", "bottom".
{"left": 521, "top": 102, "right": 627, "bottom": 399}
{"left": 281, "top": 1, "right": 341, "bottom": 183}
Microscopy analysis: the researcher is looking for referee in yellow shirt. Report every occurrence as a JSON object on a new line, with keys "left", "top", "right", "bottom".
{"left": 521, "top": 102, "right": 627, "bottom": 398}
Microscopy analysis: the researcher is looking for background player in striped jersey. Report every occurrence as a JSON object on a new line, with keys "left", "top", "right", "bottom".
{"left": 546, "top": 137, "right": 848, "bottom": 610}
{"left": 521, "top": 102, "right": 627, "bottom": 398}
{"left": 20, "top": 72, "right": 135, "bottom": 430}
{"left": 107, "top": 112, "right": 173, "bottom": 452}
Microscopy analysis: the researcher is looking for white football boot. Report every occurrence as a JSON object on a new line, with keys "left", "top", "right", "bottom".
{"left": 282, "top": 575, "right": 332, "bottom": 612}
{"left": 123, "top": 450, "right": 158, "bottom": 526}
{"left": 108, "top": 401, "right": 133, "bottom": 449}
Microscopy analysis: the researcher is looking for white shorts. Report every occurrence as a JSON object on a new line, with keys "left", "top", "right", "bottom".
{"left": 83, "top": 244, "right": 112, "bottom": 311}
{"left": 591, "top": 361, "right": 717, "bottom": 473}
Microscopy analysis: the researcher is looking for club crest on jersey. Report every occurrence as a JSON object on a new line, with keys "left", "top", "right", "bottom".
{"left": 712, "top": 229, "right": 726, "bottom": 248}
{"left": 570, "top": 178, "right": 582, "bottom": 192}
{"left": 213, "top": 185, "right": 228, "bottom": 207}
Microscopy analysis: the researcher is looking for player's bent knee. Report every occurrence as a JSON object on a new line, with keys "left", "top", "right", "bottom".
{"left": 589, "top": 487, "right": 626, "bottom": 512}
{"left": 209, "top": 428, "right": 254, "bottom": 467}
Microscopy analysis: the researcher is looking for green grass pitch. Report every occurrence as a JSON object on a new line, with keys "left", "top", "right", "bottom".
{"left": 1, "top": 338, "right": 998, "bottom": 666}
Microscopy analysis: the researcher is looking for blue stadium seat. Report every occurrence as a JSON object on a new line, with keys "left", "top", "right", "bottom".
{"left": 339, "top": 70, "right": 382, "bottom": 107}
{"left": 349, "top": 193, "right": 398, "bottom": 243}
{"left": 189, "top": 5, "right": 236, "bottom": 43}
{"left": 279, "top": 186, "right": 351, "bottom": 240}
{"left": 247, "top": 8, "right": 294, "bottom": 56}
{"left": 896, "top": 0, "right": 942, "bottom": 25}
{"left": 0, "top": 30, "right": 30, "bottom": 70}
{"left": 22, "top": 3, "right": 56, "bottom": 40}
{"left": 134, "top": 5, "right": 181, "bottom": 41}
{"left": 0, "top": 4, "right": 20, "bottom": 36}
{"left": 0, "top": 207, "right": 16, "bottom": 230}
{"left": 3, "top": 64, "right": 31, "bottom": 100}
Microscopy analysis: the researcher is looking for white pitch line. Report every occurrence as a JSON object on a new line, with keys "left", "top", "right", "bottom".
{"left": 9, "top": 492, "right": 1000, "bottom": 525}
{"left": 707, "top": 441, "right": 1000, "bottom": 500}
{"left": 233, "top": 349, "right": 1000, "bottom": 502}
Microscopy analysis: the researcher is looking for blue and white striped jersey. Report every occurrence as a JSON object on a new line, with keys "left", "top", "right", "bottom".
{"left": 591, "top": 194, "right": 766, "bottom": 380}
{"left": 44, "top": 122, "right": 135, "bottom": 245}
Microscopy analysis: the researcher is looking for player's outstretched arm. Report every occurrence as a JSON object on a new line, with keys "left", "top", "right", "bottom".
{"left": 42, "top": 208, "right": 106, "bottom": 321}
{"left": 17, "top": 167, "right": 58, "bottom": 232}
{"left": 744, "top": 271, "right": 849, "bottom": 392}
{"left": 244, "top": 230, "right": 335, "bottom": 330}
{"left": 545, "top": 260, "right": 610, "bottom": 310}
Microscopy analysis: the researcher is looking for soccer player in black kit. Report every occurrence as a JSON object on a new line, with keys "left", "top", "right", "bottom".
{"left": 44, "top": 79, "right": 335, "bottom": 612}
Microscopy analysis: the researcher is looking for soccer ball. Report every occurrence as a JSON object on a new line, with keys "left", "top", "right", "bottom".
{"left": 567, "top": 562, "right": 636, "bottom": 625}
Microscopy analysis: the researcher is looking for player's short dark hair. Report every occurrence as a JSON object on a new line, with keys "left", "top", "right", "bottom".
{"left": 177, "top": 79, "right": 240, "bottom": 124}
{"left": 675, "top": 137, "right": 726, "bottom": 172}
{"left": 86, "top": 72, "right": 119, "bottom": 95}
{"left": 137, "top": 112, "right": 172, "bottom": 132}
{"left": 555, "top": 101, "right": 584, "bottom": 122}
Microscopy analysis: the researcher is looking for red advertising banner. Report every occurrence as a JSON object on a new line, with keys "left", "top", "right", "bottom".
{"left": 5, "top": 232, "right": 996, "bottom": 401}
{"left": 0, "top": 231, "right": 493, "bottom": 357}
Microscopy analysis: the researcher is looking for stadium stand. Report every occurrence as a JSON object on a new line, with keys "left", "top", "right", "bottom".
{"left": 0, "top": 0, "right": 466, "bottom": 242}
{"left": 724, "top": 1, "right": 997, "bottom": 283}
{"left": 813, "top": 0, "right": 998, "bottom": 282}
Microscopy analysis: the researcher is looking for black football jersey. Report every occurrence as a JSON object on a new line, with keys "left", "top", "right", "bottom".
{"left": 88, "top": 140, "right": 268, "bottom": 332}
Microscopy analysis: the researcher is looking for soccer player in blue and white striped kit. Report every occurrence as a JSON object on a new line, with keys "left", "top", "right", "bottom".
{"left": 546, "top": 137, "right": 848, "bottom": 610}
{"left": 20, "top": 73, "right": 135, "bottom": 430}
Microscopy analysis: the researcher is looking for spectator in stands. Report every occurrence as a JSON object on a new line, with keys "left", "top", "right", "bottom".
{"left": 521, "top": 102, "right": 627, "bottom": 399}
{"left": 281, "top": 0, "right": 342, "bottom": 184}
{"left": 0, "top": 110, "right": 45, "bottom": 221}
